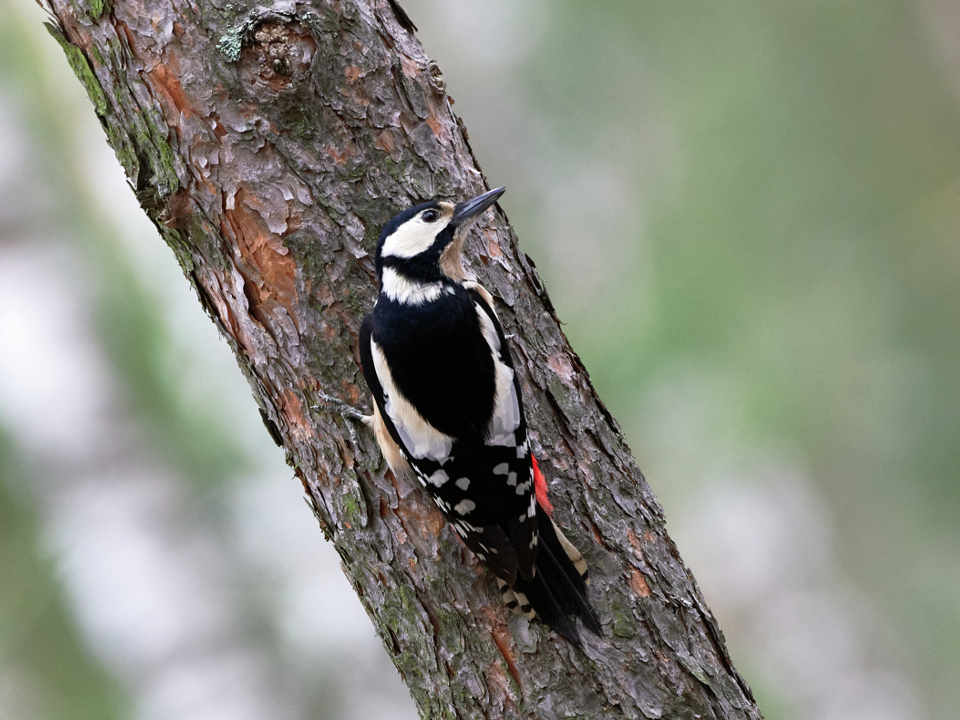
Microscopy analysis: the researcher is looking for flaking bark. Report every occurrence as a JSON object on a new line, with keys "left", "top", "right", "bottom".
{"left": 42, "top": 0, "right": 763, "bottom": 717}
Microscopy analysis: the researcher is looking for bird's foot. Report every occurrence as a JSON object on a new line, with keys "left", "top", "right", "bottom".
{"left": 311, "top": 392, "right": 371, "bottom": 446}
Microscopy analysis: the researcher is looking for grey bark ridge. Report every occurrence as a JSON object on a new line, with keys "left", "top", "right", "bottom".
{"left": 42, "top": 0, "right": 762, "bottom": 717}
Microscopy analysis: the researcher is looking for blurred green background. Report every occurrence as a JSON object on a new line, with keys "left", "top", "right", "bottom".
{"left": 1, "top": 1, "right": 958, "bottom": 719}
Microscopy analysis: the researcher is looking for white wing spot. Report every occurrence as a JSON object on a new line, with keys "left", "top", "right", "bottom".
{"left": 516, "top": 441, "right": 528, "bottom": 459}
{"left": 516, "top": 480, "right": 531, "bottom": 495}
{"left": 493, "top": 462, "right": 509, "bottom": 475}
{"left": 455, "top": 477, "right": 470, "bottom": 490}
{"left": 454, "top": 499, "right": 476, "bottom": 515}
{"left": 428, "top": 469, "right": 450, "bottom": 487}
{"left": 506, "top": 471, "right": 517, "bottom": 487}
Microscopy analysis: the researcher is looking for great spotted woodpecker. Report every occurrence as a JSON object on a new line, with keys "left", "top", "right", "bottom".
{"left": 357, "top": 187, "right": 601, "bottom": 643}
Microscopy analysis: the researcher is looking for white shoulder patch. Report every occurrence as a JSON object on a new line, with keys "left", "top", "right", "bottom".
{"left": 371, "top": 339, "right": 454, "bottom": 463}
{"left": 370, "top": 404, "right": 410, "bottom": 477}
{"left": 475, "top": 303, "right": 521, "bottom": 446}
{"left": 381, "top": 267, "right": 443, "bottom": 305}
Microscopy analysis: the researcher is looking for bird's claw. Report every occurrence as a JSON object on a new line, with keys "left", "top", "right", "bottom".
{"left": 311, "top": 392, "right": 371, "bottom": 447}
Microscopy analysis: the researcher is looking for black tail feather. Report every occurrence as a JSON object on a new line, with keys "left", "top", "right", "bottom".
{"left": 508, "top": 506, "right": 601, "bottom": 643}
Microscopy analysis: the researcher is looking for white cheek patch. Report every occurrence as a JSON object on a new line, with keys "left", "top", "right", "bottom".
{"left": 475, "top": 303, "right": 521, "bottom": 446}
{"left": 380, "top": 215, "right": 452, "bottom": 258}
{"left": 381, "top": 267, "right": 443, "bottom": 305}
{"left": 372, "top": 340, "right": 454, "bottom": 463}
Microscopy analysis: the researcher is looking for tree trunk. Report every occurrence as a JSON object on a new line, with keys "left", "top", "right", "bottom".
{"left": 42, "top": 0, "right": 761, "bottom": 717}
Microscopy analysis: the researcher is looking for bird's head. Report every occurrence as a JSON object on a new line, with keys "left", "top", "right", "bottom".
{"left": 374, "top": 187, "right": 505, "bottom": 284}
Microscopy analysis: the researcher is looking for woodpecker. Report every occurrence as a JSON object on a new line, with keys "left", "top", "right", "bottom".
{"left": 358, "top": 187, "right": 601, "bottom": 643}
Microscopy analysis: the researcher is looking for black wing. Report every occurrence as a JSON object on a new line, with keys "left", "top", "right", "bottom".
{"left": 462, "top": 287, "right": 538, "bottom": 581}
{"left": 360, "top": 291, "right": 538, "bottom": 585}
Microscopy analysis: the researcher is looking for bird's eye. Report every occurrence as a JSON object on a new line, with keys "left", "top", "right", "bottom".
{"left": 422, "top": 209, "right": 441, "bottom": 223}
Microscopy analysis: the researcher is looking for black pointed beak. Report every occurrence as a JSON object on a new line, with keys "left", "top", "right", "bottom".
{"left": 452, "top": 187, "right": 505, "bottom": 228}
